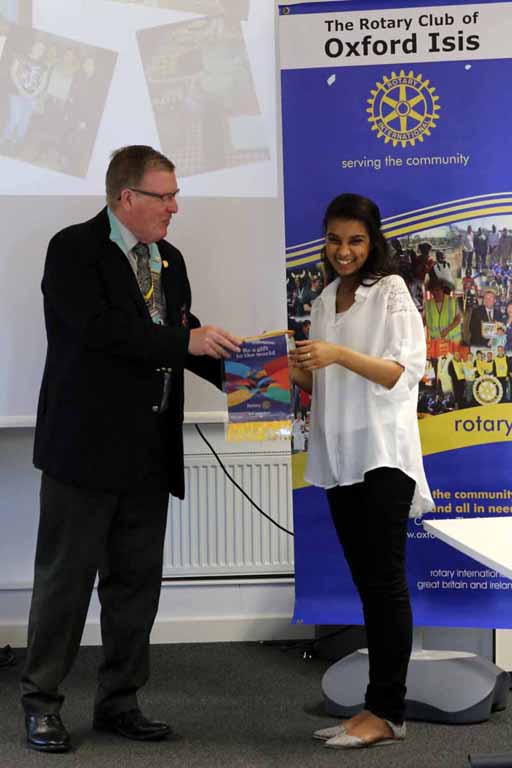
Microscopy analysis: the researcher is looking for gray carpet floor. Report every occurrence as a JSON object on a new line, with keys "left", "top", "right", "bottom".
{"left": 1, "top": 642, "right": 511, "bottom": 768}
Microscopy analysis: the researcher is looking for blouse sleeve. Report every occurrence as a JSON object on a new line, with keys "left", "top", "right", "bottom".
{"left": 372, "top": 275, "right": 426, "bottom": 400}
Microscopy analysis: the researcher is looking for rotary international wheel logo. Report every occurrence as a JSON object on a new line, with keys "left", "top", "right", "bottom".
{"left": 367, "top": 70, "right": 440, "bottom": 148}
{"left": 473, "top": 375, "right": 503, "bottom": 406}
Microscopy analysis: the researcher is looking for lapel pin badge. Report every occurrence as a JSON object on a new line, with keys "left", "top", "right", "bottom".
{"left": 162, "top": 260, "right": 169, "bottom": 268}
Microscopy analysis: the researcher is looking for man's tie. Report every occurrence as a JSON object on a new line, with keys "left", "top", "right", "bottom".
{"left": 131, "top": 242, "right": 170, "bottom": 413}
{"left": 133, "top": 241, "right": 152, "bottom": 301}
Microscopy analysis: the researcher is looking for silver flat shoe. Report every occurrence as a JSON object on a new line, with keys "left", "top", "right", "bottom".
{"left": 313, "top": 723, "right": 346, "bottom": 741}
{"left": 324, "top": 720, "right": 406, "bottom": 749}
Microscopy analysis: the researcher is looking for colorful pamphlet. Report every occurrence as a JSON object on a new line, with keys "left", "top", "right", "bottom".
{"left": 224, "top": 331, "right": 294, "bottom": 442}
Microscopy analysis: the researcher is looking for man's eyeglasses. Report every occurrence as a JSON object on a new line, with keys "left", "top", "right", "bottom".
{"left": 127, "top": 187, "right": 180, "bottom": 203}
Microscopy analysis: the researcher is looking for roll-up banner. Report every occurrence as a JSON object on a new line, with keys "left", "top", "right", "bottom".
{"left": 280, "top": 0, "right": 512, "bottom": 628}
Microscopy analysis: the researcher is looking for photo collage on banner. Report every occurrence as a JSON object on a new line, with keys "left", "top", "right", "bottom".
{"left": 280, "top": 0, "right": 512, "bottom": 627}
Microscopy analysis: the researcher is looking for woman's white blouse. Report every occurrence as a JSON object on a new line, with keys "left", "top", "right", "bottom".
{"left": 305, "top": 274, "right": 434, "bottom": 517}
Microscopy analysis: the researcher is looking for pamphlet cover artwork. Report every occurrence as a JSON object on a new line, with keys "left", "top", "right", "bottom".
{"left": 224, "top": 331, "right": 293, "bottom": 441}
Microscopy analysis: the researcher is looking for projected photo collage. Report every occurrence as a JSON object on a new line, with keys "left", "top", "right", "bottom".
{"left": 0, "top": 0, "right": 30, "bottom": 55}
{"left": 110, "top": 0, "right": 249, "bottom": 17}
{"left": 137, "top": 15, "right": 269, "bottom": 177}
{"left": 0, "top": 0, "right": 269, "bottom": 182}
{"left": 0, "top": 23, "right": 116, "bottom": 177}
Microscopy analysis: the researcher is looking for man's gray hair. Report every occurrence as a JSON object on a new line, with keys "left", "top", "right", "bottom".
{"left": 106, "top": 145, "right": 175, "bottom": 207}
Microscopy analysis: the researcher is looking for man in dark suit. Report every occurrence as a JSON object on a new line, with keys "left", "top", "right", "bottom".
{"left": 21, "top": 145, "right": 240, "bottom": 753}
{"left": 469, "top": 289, "right": 504, "bottom": 347}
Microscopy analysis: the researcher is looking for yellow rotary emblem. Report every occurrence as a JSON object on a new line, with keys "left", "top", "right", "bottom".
{"left": 473, "top": 375, "right": 503, "bottom": 406}
{"left": 367, "top": 70, "right": 440, "bottom": 148}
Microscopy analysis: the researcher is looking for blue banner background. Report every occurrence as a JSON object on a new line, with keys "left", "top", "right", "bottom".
{"left": 281, "top": 0, "right": 512, "bottom": 628}
{"left": 282, "top": 59, "right": 512, "bottom": 245}
{"left": 293, "top": 443, "right": 512, "bottom": 627}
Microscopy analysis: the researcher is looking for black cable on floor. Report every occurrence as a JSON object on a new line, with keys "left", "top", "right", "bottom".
{"left": 194, "top": 424, "right": 294, "bottom": 537}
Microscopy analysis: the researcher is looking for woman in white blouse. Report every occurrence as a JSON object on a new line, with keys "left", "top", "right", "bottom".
{"left": 290, "top": 193, "right": 433, "bottom": 750}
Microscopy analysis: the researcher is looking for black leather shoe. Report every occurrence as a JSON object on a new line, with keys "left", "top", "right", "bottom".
{"left": 25, "top": 713, "right": 70, "bottom": 752}
{"left": 93, "top": 708, "right": 171, "bottom": 741}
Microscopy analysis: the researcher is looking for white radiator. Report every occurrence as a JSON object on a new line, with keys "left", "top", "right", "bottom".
{"left": 164, "top": 453, "right": 294, "bottom": 578}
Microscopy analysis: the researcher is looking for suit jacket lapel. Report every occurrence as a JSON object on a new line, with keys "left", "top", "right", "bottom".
{"left": 93, "top": 208, "right": 151, "bottom": 320}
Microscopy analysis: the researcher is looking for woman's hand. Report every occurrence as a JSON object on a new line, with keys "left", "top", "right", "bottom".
{"left": 288, "top": 362, "right": 313, "bottom": 393}
{"left": 291, "top": 340, "right": 341, "bottom": 370}
{"left": 288, "top": 365, "right": 301, "bottom": 385}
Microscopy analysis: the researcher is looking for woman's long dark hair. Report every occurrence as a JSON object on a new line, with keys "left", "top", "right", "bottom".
{"left": 321, "top": 193, "right": 398, "bottom": 286}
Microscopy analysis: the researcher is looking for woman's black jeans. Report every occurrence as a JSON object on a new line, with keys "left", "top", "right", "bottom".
{"left": 326, "top": 467, "right": 416, "bottom": 725}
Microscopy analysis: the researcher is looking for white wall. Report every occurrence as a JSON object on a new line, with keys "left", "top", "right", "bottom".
{"left": 0, "top": 424, "right": 313, "bottom": 646}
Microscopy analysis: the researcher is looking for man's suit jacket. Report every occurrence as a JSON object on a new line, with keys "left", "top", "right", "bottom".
{"left": 33, "top": 208, "right": 222, "bottom": 498}
{"left": 469, "top": 305, "right": 504, "bottom": 348}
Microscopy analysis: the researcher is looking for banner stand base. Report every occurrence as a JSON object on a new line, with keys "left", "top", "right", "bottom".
{"left": 322, "top": 629, "right": 509, "bottom": 724}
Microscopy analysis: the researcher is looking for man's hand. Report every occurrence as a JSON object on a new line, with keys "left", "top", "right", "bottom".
{"left": 188, "top": 326, "right": 242, "bottom": 359}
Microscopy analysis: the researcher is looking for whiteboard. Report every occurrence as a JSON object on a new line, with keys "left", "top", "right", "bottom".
{"left": 0, "top": 0, "right": 286, "bottom": 426}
